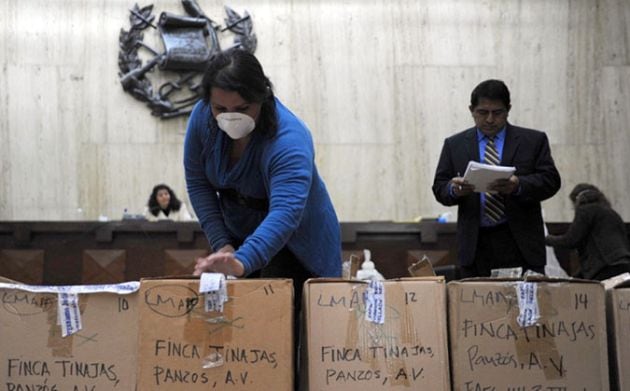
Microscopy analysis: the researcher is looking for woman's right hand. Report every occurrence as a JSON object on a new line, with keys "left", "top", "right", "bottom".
{"left": 193, "top": 244, "right": 243, "bottom": 277}
{"left": 217, "top": 244, "right": 235, "bottom": 253}
{"left": 193, "top": 251, "right": 245, "bottom": 277}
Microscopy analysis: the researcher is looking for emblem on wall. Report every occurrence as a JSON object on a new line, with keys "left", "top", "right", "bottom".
{"left": 118, "top": 0, "right": 256, "bottom": 119}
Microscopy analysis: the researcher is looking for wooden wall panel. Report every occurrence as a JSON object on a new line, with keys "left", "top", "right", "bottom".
{"left": 0, "top": 249, "right": 44, "bottom": 284}
{"left": 163, "top": 249, "right": 209, "bottom": 277}
{"left": 0, "top": 221, "right": 594, "bottom": 282}
{"left": 81, "top": 249, "right": 126, "bottom": 284}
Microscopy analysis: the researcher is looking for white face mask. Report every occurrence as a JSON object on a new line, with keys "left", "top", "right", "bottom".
{"left": 216, "top": 112, "right": 256, "bottom": 139}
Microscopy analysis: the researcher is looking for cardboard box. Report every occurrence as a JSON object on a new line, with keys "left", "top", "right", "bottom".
{"left": 604, "top": 274, "right": 630, "bottom": 391}
{"left": 0, "top": 278, "right": 139, "bottom": 390}
{"left": 448, "top": 278, "right": 609, "bottom": 390}
{"left": 301, "top": 277, "right": 451, "bottom": 390}
{"left": 136, "top": 277, "right": 293, "bottom": 391}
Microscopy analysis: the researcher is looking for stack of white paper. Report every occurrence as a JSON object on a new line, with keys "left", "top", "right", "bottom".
{"left": 463, "top": 161, "right": 515, "bottom": 192}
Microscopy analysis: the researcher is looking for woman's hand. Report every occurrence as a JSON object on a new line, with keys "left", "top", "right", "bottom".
{"left": 194, "top": 251, "right": 245, "bottom": 277}
{"left": 217, "top": 244, "right": 235, "bottom": 253}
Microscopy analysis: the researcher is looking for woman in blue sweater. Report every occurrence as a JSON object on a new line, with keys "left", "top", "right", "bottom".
{"left": 184, "top": 49, "right": 341, "bottom": 290}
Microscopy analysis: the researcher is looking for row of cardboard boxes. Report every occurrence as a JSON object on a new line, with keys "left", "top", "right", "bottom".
{"left": 1, "top": 274, "right": 629, "bottom": 391}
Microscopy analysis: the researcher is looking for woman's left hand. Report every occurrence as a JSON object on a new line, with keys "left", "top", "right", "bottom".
{"left": 194, "top": 252, "right": 245, "bottom": 277}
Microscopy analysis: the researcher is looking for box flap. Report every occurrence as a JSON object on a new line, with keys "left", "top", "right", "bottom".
{"left": 602, "top": 272, "right": 630, "bottom": 290}
{"left": 452, "top": 275, "right": 599, "bottom": 284}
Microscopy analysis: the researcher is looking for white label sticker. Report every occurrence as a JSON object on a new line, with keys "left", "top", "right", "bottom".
{"left": 57, "top": 292, "right": 82, "bottom": 337}
{"left": 200, "top": 273, "right": 227, "bottom": 313}
{"left": 365, "top": 280, "right": 385, "bottom": 324}
{"left": 199, "top": 273, "right": 224, "bottom": 293}
{"left": 0, "top": 281, "right": 139, "bottom": 295}
{"left": 516, "top": 282, "right": 540, "bottom": 327}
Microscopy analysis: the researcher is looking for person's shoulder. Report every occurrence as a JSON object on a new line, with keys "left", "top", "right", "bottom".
{"left": 275, "top": 98, "right": 309, "bottom": 132}
{"left": 258, "top": 98, "right": 314, "bottom": 163}
{"left": 270, "top": 98, "right": 313, "bottom": 144}
{"left": 144, "top": 207, "right": 159, "bottom": 222}
{"left": 445, "top": 127, "right": 476, "bottom": 142}
{"left": 190, "top": 99, "right": 209, "bottom": 115}
{"left": 174, "top": 203, "right": 194, "bottom": 221}
{"left": 575, "top": 202, "right": 609, "bottom": 218}
{"left": 186, "top": 100, "right": 217, "bottom": 145}
{"left": 187, "top": 100, "right": 210, "bottom": 130}
{"left": 508, "top": 124, "right": 547, "bottom": 138}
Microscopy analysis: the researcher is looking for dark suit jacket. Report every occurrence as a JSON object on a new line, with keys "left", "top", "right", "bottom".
{"left": 432, "top": 123, "right": 561, "bottom": 267}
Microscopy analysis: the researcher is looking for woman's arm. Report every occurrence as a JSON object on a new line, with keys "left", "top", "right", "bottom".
{"left": 234, "top": 126, "right": 314, "bottom": 275}
{"left": 183, "top": 102, "right": 233, "bottom": 251}
{"left": 545, "top": 206, "right": 592, "bottom": 249}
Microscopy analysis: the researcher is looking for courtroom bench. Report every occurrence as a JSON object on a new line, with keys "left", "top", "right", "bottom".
{"left": 0, "top": 220, "right": 607, "bottom": 285}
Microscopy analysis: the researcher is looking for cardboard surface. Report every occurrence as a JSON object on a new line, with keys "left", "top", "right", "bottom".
{"left": 0, "top": 281, "right": 139, "bottom": 390}
{"left": 605, "top": 278, "right": 630, "bottom": 391}
{"left": 301, "top": 277, "right": 450, "bottom": 390}
{"left": 448, "top": 279, "right": 609, "bottom": 390}
{"left": 407, "top": 258, "right": 435, "bottom": 277}
{"left": 136, "top": 278, "right": 293, "bottom": 391}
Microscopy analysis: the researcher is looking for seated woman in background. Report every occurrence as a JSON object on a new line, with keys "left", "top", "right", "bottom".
{"left": 545, "top": 183, "right": 630, "bottom": 280}
{"left": 145, "top": 184, "right": 193, "bottom": 221}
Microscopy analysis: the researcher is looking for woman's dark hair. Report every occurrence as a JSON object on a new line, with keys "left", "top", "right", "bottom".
{"left": 201, "top": 49, "right": 278, "bottom": 137}
{"left": 470, "top": 79, "right": 511, "bottom": 109}
{"left": 569, "top": 183, "right": 610, "bottom": 208}
{"left": 147, "top": 184, "right": 182, "bottom": 217}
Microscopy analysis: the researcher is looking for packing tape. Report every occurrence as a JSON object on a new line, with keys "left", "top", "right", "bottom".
{"left": 0, "top": 281, "right": 140, "bottom": 295}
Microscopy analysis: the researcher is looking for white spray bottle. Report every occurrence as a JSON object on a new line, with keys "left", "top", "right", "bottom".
{"left": 356, "top": 249, "right": 385, "bottom": 281}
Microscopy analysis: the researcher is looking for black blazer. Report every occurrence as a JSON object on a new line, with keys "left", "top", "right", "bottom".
{"left": 432, "top": 123, "right": 561, "bottom": 267}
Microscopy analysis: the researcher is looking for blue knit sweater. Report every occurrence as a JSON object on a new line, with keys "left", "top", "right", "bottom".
{"left": 184, "top": 98, "right": 341, "bottom": 277}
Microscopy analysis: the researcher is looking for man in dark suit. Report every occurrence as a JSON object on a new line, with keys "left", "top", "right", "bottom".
{"left": 432, "top": 79, "right": 561, "bottom": 277}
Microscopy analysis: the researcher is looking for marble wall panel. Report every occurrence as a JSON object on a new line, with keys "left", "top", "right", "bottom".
{"left": 0, "top": 1, "right": 6, "bottom": 57}
{"left": 492, "top": 1, "right": 572, "bottom": 147}
{"left": 0, "top": 61, "right": 8, "bottom": 218}
{"left": 601, "top": 0, "right": 630, "bottom": 65}
{"left": 86, "top": 143, "right": 190, "bottom": 219}
{"left": 316, "top": 144, "right": 399, "bottom": 221}
{"left": 263, "top": 0, "right": 398, "bottom": 145}
{"left": 601, "top": 65, "right": 630, "bottom": 218}
{"left": 77, "top": 144, "right": 104, "bottom": 220}
{"left": 392, "top": 65, "right": 497, "bottom": 220}
{"left": 5, "top": 63, "right": 81, "bottom": 220}
{"left": 1, "top": 0, "right": 629, "bottom": 223}
{"left": 545, "top": 143, "right": 612, "bottom": 221}
{"left": 395, "top": 1, "right": 497, "bottom": 67}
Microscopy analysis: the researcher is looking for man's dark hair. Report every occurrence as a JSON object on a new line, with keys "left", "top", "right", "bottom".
{"left": 147, "top": 183, "right": 182, "bottom": 217}
{"left": 201, "top": 49, "right": 277, "bottom": 137}
{"left": 470, "top": 79, "right": 511, "bottom": 108}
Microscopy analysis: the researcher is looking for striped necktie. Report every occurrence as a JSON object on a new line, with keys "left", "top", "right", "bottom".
{"left": 483, "top": 136, "right": 505, "bottom": 223}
